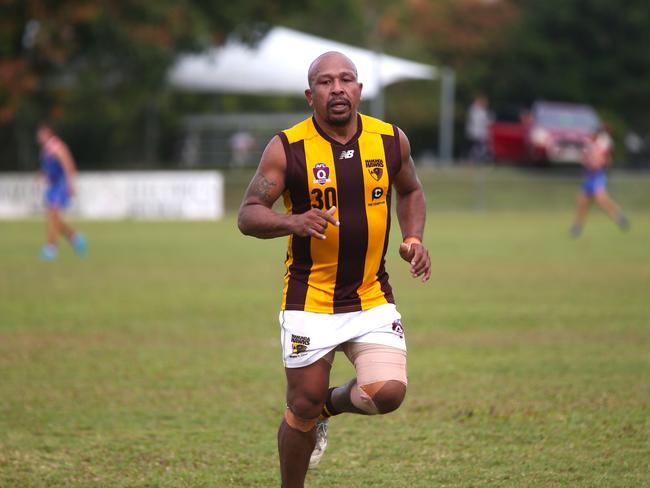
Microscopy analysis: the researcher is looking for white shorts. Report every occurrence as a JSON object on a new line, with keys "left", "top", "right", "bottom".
{"left": 279, "top": 303, "right": 407, "bottom": 368}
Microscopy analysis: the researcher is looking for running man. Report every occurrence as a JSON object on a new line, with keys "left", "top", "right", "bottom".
{"left": 238, "top": 52, "right": 431, "bottom": 487}
{"left": 37, "top": 122, "right": 87, "bottom": 260}
{"left": 570, "top": 126, "right": 629, "bottom": 238}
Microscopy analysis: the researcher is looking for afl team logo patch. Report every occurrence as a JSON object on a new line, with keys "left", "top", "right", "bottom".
{"left": 365, "top": 159, "right": 384, "bottom": 181}
{"left": 392, "top": 320, "right": 404, "bottom": 339}
{"left": 290, "top": 334, "right": 310, "bottom": 357}
{"left": 312, "top": 163, "right": 331, "bottom": 185}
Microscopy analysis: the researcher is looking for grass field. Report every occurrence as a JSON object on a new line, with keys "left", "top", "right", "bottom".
{"left": 1, "top": 168, "right": 649, "bottom": 486}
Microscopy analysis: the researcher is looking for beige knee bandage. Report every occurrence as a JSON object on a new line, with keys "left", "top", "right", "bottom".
{"left": 350, "top": 381, "right": 381, "bottom": 414}
{"left": 284, "top": 407, "right": 318, "bottom": 432}
{"left": 344, "top": 343, "right": 407, "bottom": 414}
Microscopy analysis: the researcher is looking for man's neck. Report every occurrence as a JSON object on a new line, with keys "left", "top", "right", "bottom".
{"left": 313, "top": 113, "right": 359, "bottom": 144}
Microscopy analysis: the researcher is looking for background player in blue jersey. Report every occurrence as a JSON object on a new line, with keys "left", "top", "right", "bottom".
{"left": 36, "top": 122, "right": 87, "bottom": 260}
{"left": 570, "top": 127, "right": 630, "bottom": 238}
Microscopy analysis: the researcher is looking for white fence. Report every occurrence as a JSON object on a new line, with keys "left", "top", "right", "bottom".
{"left": 0, "top": 171, "right": 224, "bottom": 220}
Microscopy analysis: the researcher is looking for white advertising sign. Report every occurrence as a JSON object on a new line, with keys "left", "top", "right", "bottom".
{"left": 0, "top": 171, "right": 224, "bottom": 220}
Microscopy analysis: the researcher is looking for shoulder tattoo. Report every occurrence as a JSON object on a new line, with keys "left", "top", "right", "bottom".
{"left": 250, "top": 174, "right": 278, "bottom": 203}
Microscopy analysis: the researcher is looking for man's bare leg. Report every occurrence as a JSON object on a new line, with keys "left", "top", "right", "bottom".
{"left": 594, "top": 191, "right": 629, "bottom": 230}
{"left": 279, "top": 357, "right": 331, "bottom": 488}
{"left": 329, "top": 378, "right": 406, "bottom": 415}
{"left": 46, "top": 208, "right": 61, "bottom": 246}
{"left": 570, "top": 193, "right": 591, "bottom": 237}
{"left": 59, "top": 217, "right": 76, "bottom": 241}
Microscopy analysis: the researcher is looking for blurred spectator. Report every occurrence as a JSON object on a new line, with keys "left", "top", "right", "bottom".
{"left": 36, "top": 122, "right": 87, "bottom": 260}
{"left": 624, "top": 131, "right": 644, "bottom": 166}
{"left": 181, "top": 131, "right": 200, "bottom": 167}
{"left": 230, "top": 130, "right": 256, "bottom": 167}
{"left": 570, "top": 126, "right": 630, "bottom": 238}
{"left": 465, "top": 94, "right": 491, "bottom": 163}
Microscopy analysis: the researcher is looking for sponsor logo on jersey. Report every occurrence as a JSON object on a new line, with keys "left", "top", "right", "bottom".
{"left": 312, "top": 163, "right": 331, "bottom": 185}
{"left": 368, "top": 186, "right": 386, "bottom": 207}
{"left": 339, "top": 150, "right": 355, "bottom": 159}
{"left": 365, "top": 159, "right": 384, "bottom": 181}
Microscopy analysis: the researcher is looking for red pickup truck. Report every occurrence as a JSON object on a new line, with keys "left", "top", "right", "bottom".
{"left": 489, "top": 101, "right": 602, "bottom": 164}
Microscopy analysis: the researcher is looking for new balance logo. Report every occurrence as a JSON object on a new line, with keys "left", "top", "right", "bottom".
{"left": 339, "top": 150, "right": 355, "bottom": 159}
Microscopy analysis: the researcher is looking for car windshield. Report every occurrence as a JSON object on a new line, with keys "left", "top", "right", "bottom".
{"left": 536, "top": 106, "right": 600, "bottom": 130}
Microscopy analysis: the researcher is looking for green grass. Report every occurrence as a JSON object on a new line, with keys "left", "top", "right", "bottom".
{"left": 1, "top": 169, "right": 649, "bottom": 486}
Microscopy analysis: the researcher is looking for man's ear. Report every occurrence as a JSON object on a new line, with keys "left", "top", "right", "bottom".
{"left": 305, "top": 88, "right": 313, "bottom": 107}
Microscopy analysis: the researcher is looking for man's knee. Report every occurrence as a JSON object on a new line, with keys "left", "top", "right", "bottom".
{"left": 284, "top": 406, "right": 319, "bottom": 432}
{"left": 371, "top": 380, "right": 407, "bottom": 413}
{"left": 284, "top": 357, "right": 331, "bottom": 430}
{"left": 284, "top": 382, "right": 327, "bottom": 432}
{"left": 344, "top": 343, "right": 408, "bottom": 415}
{"left": 285, "top": 393, "right": 323, "bottom": 432}
{"left": 352, "top": 379, "right": 407, "bottom": 415}
{"left": 289, "top": 392, "right": 324, "bottom": 418}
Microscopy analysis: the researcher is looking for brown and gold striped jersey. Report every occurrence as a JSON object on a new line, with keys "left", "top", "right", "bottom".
{"left": 278, "top": 113, "right": 403, "bottom": 313}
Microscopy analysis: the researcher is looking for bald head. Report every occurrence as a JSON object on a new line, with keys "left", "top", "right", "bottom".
{"left": 307, "top": 51, "right": 358, "bottom": 88}
{"left": 305, "top": 51, "right": 362, "bottom": 129}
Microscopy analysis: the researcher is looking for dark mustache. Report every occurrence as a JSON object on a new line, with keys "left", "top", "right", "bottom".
{"left": 328, "top": 98, "right": 350, "bottom": 107}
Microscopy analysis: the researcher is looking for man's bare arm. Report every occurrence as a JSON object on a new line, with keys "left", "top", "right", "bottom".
{"left": 393, "top": 129, "right": 426, "bottom": 241}
{"left": 238, "top": 136, "right": 339, "bottom": 240}
{"left": 54, "top": 143, "right": 77, "bottom": 195}
{"left": 393, "top": 128, "right": 431, "bottom": 282}
{"left": 238, "top": 136, "right": 295, "bottom": 238}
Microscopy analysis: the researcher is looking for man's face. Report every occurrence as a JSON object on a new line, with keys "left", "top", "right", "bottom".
{"left": 305, "top": 54, "right": 363, "bottom": 127}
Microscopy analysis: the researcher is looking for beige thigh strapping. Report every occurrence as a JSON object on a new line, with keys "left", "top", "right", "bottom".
{"left": 342, "top": 342, "right": 407, "bottom": 386}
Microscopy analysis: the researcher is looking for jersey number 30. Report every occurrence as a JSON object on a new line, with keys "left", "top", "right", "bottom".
{"left": 311, "top": 187, "right": 337, "bottom": 210}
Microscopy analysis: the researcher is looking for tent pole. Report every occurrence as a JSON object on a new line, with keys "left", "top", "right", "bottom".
{"left": 438, "top": 67, "right": 455, "bottom": 164}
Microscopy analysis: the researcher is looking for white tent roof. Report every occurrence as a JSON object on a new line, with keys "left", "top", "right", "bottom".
{"left": 168, "top": 26, "right": 437, "bottom": 98}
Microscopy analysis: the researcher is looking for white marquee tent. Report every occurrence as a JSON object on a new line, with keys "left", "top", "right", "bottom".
{"left": 168, "top": 26, "right": 454, "bottom": 161}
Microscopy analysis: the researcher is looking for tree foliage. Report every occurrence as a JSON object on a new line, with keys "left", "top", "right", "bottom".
{"left": 1, "top": 0, "right": 649, "bottom": 166}
{"left": 372, "top": 0, "right": 650, "bottom": 151}
{"left": 485, "top": 0, "right": 650, "bottom": 131}
{"left": 0, "top": 0, "right": 301, "bottom": 167}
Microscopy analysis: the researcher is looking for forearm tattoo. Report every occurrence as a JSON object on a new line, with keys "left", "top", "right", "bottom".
{"left": 251, "top": 174, "right": 278, "bottom": 203}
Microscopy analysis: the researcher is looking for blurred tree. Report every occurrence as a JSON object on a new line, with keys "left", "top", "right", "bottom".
{"left": 0, "top": 0, "right": 302, "bottom": 168}
{"left": 382, "top": 0, "right": 519, "bottom": 68}
{"left": 486, "top": 0, "right": 650, "bottom": 134}
{"left": 374, "top": 0, "right": 650, "bottom": 157}
{"left": 281, "top": 0, "right": 366, "bottom": 46}
{"left": 372, "top": 0, "right": 521, "bottom": 156}
{"left": 3, "top": 0, "right": 648, "bottom": 166}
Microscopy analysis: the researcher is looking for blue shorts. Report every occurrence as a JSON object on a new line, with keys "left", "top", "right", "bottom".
{"left": 45, "top": 183, "right": 70, "bottom": 209}
{"left": 581, "top": 171, "right": 607, "bottom": 197}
